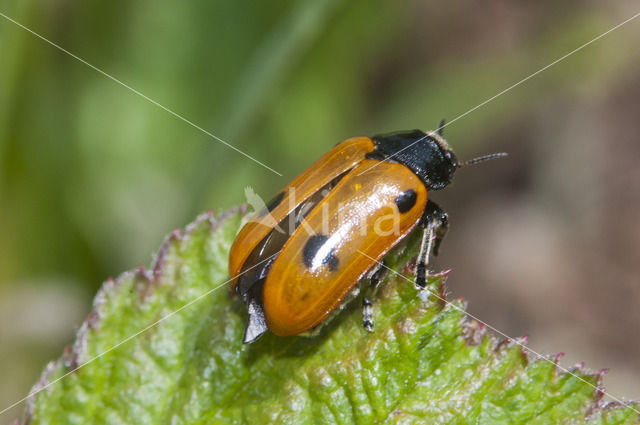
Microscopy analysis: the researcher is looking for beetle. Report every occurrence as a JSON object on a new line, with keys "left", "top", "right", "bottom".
{"left": 229, "top": 122, "right": 506, "bottom": 343}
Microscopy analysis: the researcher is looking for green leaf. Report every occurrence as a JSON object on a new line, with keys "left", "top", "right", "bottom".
{"left": 19, "top": 207, "right": 640, "bottom": 424}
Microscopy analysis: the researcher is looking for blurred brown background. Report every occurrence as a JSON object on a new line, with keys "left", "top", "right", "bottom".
{"left": 0, "top": 0, "right": 639, "bottom": 422}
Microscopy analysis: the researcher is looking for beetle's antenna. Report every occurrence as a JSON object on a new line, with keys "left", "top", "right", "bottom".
{"left": 457, "top": 152, "right": 508, "bottom": 168}
{"left": 437, "top": 119, "right": 446, "bottom": 136}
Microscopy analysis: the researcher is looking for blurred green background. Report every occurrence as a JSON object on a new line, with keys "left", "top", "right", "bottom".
{"left": 1, "top": 0, "right": 639, "bottom": 422}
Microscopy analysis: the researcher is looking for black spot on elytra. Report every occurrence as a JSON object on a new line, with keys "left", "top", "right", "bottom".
{"left": 302, "top": 234, "right": 339, "bottom": 271}
{"left": 395, "top": 189, "right": 417, "bottom": 213}
{"left": 259, "top": 191, "right": 285, "bottom": 216}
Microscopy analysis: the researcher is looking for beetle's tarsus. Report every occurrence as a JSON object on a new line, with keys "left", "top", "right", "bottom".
{"left": 363, "top": 318, "right": 374, "bottom": 332}
{"left": 363, "top": 295, "right": 374, "bottom": 332}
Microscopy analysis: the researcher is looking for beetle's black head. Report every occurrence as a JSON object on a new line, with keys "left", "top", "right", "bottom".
{"left": 368, "top": 129, "right": 458, "bottom": 190}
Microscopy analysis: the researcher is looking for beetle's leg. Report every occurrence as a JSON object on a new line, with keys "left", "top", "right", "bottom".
{"left": 416, "top": 200, "right": 449, "bottom": 288}
{"left": 362, "top": 262, "right": 387, "bottom": 332}
{"left": 429, "top": 201, "right": 449, "bottom": 257}
{"left": 415, "top": 226, "right": 432, "bottom": 289}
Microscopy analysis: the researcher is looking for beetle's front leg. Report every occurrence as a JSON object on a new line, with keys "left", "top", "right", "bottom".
{"left": 362, "top": 262, "right": 387, "bottom": 332}
{"left": 415, "top": 200, "right": 449, "bottom": 289}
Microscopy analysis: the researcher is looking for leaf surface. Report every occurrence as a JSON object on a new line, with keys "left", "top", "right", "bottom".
{"left": 20, "top": 208, "right": 640, "bottom": 425}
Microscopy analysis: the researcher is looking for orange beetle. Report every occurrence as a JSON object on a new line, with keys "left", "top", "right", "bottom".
{"left": 229, "top": 123, "right": 506, "bottom": 343}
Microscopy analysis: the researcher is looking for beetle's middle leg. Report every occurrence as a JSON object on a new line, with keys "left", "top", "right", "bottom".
{"left": 362, "top": 262, "right": 387, "bottom": 332}
{"left": 416, "top": 200, "right": 449, "bottom": 289}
